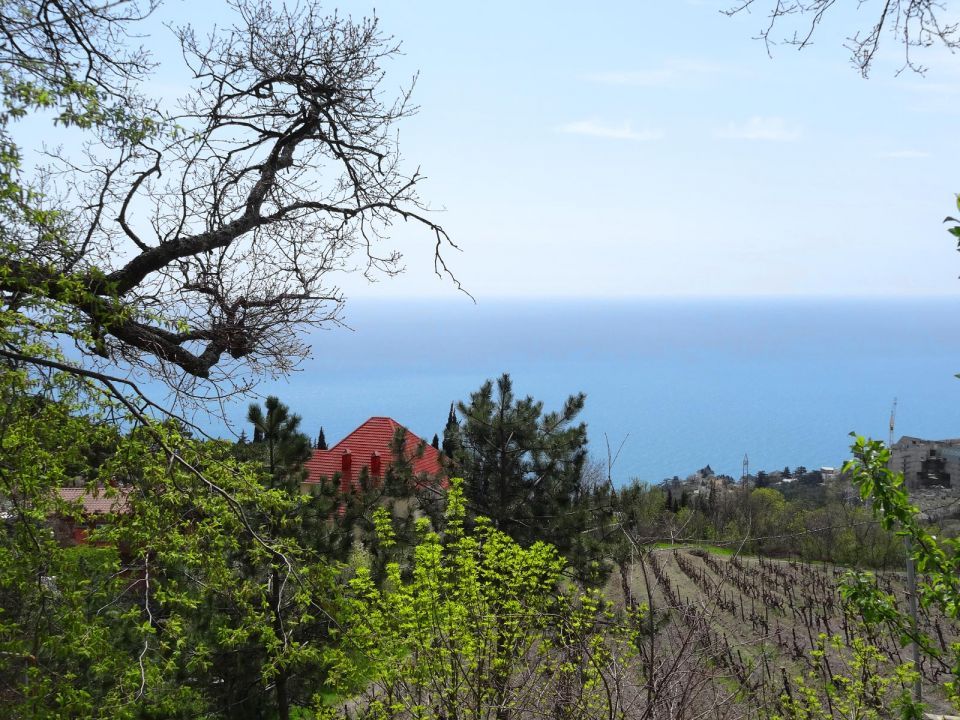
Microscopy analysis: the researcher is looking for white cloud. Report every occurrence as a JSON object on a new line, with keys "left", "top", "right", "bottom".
{"left": 901, "top": 82, "right": 960, "bottom": 96}
{"left": 879, "top": 149, "right": 931, "bottom": 158}
{"left": 581, "top": 69, "right": 675, "bottom": 87}
{"left": 558, "top": 119, "right": 664, "bottom": 141}
{"left": 716, "top": 116, "right": 802, "bottom": 142}
{"left": 580, "top": 59, "right": 728, "bottom": 88}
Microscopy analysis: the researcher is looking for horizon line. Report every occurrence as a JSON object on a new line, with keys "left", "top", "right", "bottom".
{"left": 341, "top": 292, "right": 960, "bottom": 303}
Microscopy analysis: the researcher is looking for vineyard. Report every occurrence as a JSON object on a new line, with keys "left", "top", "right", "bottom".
{"left": 614, "top": 547, "right": 960, "bottom": 716}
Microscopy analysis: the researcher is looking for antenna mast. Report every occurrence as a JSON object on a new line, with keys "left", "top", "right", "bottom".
{"left": 889, "top": 397, "right": 898, "bottom": 447}
{"left": 742, "top": 453, "right": 749, "bottom": 484}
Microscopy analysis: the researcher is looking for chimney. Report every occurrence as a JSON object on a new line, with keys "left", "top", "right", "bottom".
{"left": 339, "top": 449, "right": 353, "bottom": 495}
{"left": 370, "top": 451, "right": 382, "bottom": 478}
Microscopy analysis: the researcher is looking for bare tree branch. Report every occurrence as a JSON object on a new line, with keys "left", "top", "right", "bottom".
{"left": 1, "top": 0, "right": 461, "bottom": 399}
{"left": 726, "top": 0, "right": 960, "bottom": 76}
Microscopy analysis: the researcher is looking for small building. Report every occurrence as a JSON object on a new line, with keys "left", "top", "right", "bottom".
{"left": 54, "top": 486, "right": 132, "bottom": 544}
{"left": 889, "top": 436, "right": 960, "bottom": 493}
{"left": 302, "top": 417, "right": 445, "bottom": 496}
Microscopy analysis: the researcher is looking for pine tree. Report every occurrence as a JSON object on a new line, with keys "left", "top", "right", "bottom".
{"left": 234, "top": 397, "right": 365, "bottom": 717}
{"left": 454, "top": 373, "right": 588, "bottom": 554}
{"left": 244, "top": 396, "right": 312, "bottom": 719}
{"left": 247, "top": 397, "right": 311, "bottom": 489}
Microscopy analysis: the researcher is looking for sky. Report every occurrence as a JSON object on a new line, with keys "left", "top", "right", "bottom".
{"left": 15, "top": 0, "right": 960, "bottom": 300}
{"left": 16, "top": 0, "right": 960, "bottom": 475}
{"left": 61, "top": 0, "right": 960, "bottom": 301}
{"left": 357, "top": 1, "right": 960, "bottom": 299}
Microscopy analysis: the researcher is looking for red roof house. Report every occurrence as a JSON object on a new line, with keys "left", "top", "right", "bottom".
{"left": 54, "top": 486, "right": 132, "bottom": 545}
{"left": 303, "top": 417, "right": 445, "bottom": 495}
{"left": 58, "top": 486, "right": 132, "bottom": 516}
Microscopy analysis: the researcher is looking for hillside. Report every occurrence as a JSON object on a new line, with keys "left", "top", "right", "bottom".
{"left": 610, "top": 548, "right": 960, "bottom": 715}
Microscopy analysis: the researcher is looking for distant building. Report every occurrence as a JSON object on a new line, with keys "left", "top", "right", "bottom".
{"left": 303, "top": 416, "right": 445, "bottom": 496}
{"left": 889, "top": 436, "right": 960, "bottom": 493}
{"left": 54, "top": 486, "right": 132, "bottom": 544}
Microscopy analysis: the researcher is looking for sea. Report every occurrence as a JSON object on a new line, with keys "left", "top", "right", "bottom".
{"left": 210, "top": 296, "right": 960, "bottom": 486}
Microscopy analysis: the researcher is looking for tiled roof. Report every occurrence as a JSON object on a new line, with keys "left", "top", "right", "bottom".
{"left": 304, "top": 417, "right": 444, "bottom": 493}
{"left": 57, "top": 486, "right": 132, "bottom": 515}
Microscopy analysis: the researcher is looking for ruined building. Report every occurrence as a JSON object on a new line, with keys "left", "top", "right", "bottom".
{"left": 889, "top": 436, "right": 960, "bottom": 493}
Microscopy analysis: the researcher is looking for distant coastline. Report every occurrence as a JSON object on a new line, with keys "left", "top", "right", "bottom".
{"left": 208, "top": 296, "right": 960, "bottom": 484}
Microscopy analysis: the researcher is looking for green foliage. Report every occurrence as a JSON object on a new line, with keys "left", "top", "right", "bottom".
{"left": 0, "top": 378, "right": 216, "bottom": 715}
{"left": 322, "top": 426, "right": 448, "bottom": 586}
{"left": 843, "top": 436, "right": 960, "bottom": 619}
{"left": 325, "top": 478, "right": 635, "bottom": 719}
{"left": 441, "top": 402, "right": 459, "bottom": 459}
{"left": 246, "top": 395, "right": 312, "bottom": 489}
{"left": 0, "top": 359, "right": 360, "bottom": 717}
{"left": 944, "top": 195, "right": 960, "bottom": 256}
{"left": 773, "top": 635, "right": 924, "bottom": 720}
{"left": 0, "top": 375, "right": 144, "bottom": 717}
{"left": 603, "top": 481, "right": 668, "bottom": 562}
{"left": 0, "top": 2, "right": 170, "bottom": 373}
{"left": 645, "top": 473, "right": 904, "bottom": 568}
{"left": 841, "top": 435, "right": 960, "bottom": 709}
{"left": 450, "top": 373, "right": 596, "bottom": 573}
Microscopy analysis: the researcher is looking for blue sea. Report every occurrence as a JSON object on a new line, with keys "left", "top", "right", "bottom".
{"left": 216, "top": 297, "right": 960, "bottom": 485}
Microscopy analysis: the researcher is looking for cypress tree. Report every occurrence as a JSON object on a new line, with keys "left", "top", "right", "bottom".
{"left": 442, "top": 402, "right": 459, "bottom": 458}
{"left": 316, "top": 426, "right": 327, "bottom": 450}
{"left": 431, "top": 433, "right": 440, "bottom": 449}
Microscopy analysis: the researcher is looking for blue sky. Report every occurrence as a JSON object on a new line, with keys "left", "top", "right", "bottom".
{"left": 28, "top": 0, "right": 957, "bottom": 469}
{"left": 26, "top": 0, "right": 960, "bottom": 299}
{"left": 333, "top": 0, "right": 960, "bottom": 299}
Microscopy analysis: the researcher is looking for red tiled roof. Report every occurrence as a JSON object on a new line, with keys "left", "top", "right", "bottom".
{"left": 58, "top": 486, "right": 131, "bottom": 515}
{"left": 304, "top": 417, "right": 444, "bottom": 493}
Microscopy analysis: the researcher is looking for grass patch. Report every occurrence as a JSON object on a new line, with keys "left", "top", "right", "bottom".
{"left": 652, "top": 542, "right": 737, "bottom": 556}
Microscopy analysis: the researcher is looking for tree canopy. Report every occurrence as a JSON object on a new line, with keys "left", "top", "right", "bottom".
{"left": 1, "top": 0, "right": 457, "bottom": 405}
{"left": 0, "top": 4, "right": 456, "bottom": 714}
{"left": 450, "top": 373, "right": 590, "bottom": 555}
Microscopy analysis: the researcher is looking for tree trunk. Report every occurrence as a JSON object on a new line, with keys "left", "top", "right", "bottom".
{"left": 618, "top": 559, "right": 633, "bottom": 609}
{"left": 271, "top": 566, "right": 290, "bottom": 720}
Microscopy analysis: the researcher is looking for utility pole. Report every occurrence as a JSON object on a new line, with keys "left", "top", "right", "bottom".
{"left": 605, "top": 433, "right": 628, "bottom": 492}
{"left": 888, "top": 400, "right": 920, "bottom": 703}
{"left": 905, "top": 535, "right": 921, "bottom": 702}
